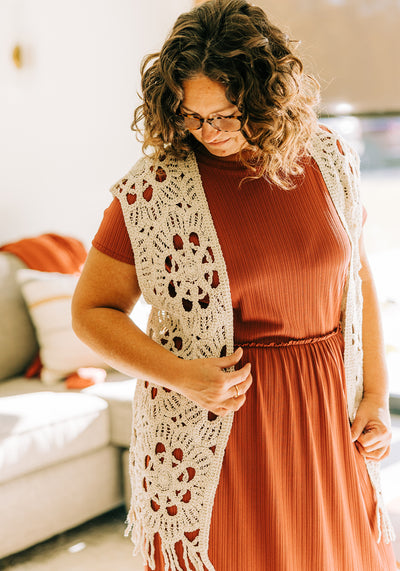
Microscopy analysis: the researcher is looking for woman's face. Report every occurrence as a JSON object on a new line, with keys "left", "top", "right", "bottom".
{"left": 181, "top": 74, "right": 248, "bottom": 157}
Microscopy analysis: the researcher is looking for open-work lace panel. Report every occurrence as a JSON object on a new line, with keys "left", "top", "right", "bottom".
{"left": 311, "top": 126, "right": 394, "bottom": 544}
{"left": 112, "top": 152, "right": 235, "bottom": 570}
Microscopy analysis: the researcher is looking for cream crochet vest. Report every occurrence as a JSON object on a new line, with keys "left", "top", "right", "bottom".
{"left": 112, "top": 126, "right": 394, "bottom": 571}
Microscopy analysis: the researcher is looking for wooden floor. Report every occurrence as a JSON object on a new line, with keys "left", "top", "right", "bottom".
{"left": 0, "top": 506, "right": 143, "bottom": 571}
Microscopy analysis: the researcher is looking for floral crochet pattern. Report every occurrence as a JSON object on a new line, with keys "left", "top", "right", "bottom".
{"left": 112, "top": 152, "right": 234, "bottom": 570}
{"left": 311, "top": 126, "right": 394, "bottom": 544}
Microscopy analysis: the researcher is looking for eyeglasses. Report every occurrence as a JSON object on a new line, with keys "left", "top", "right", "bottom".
{"left": 178, "top": 111, "right": 243, "bottom": 132}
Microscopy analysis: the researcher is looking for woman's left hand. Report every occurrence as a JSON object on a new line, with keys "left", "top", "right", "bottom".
{"left": 350, "top": 393, "right": 392, "bottom": 461}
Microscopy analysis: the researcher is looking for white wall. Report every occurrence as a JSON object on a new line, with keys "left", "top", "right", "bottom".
{"left": 0, "top": 0, "right": 192, "bottom": 247}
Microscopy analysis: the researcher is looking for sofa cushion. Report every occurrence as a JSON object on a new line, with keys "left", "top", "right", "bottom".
{"left": 0, "top": 392, "right": 109, "bottom": 483}
{"left": 0, "top": 369, "right": 129, "bottom": 398}
{"left": 0, "top": 253, "right": 39, "bottom": 381}
{"left": 0, "top": 375, "right": 71, "bottom": 398}
{"left": 16, "top": 269, "right": 109, "bottom": 385}
{"left": 83, "top": 378, "right": 137, "bottom": 447}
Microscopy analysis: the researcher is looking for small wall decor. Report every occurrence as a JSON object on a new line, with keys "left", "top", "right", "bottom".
{"left": 12, "top": 45, "right": 22, "bottom": 68}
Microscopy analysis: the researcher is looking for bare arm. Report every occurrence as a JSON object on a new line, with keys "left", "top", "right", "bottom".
{"left": 72, "top": 248, "right": 252, "bottom": 416}
{"left": 350, "top": 231, "right": 391, "bottom": 460}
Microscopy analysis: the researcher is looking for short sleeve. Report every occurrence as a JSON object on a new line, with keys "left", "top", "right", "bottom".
{"left": 92, "top": 198, "right": 135, "bottom": 265}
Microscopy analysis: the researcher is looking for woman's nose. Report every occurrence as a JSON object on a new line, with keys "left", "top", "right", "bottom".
{"left": 200, "top": 120, "right": 220, "bottom": 142}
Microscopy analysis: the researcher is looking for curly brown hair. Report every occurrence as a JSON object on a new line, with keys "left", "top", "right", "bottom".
{"left": 133, "top": 0, "right": 320, "bottom": 188}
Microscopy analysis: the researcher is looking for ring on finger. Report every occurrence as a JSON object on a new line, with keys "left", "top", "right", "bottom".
{"left": 234, "top": 384, "right": 240, "bottom": 398}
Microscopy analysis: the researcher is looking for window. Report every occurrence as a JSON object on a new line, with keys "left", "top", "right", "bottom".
{"left": 323, "top": 114, "right": 400, "bottom": 411}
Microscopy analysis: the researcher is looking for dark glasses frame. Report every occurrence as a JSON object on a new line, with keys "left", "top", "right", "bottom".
{"left": 178, "top": 111, "right": 244, "bottom": 132}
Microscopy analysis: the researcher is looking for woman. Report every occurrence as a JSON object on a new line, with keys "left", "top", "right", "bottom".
{"left": 72, "top": 1, "right": 397, "bottom": 569}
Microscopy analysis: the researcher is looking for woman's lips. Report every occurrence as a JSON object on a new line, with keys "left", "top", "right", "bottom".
{"left": 207, "top": 139, "right": 229, "bottom": 146}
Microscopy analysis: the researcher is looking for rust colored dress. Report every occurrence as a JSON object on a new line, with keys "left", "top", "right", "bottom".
{"left": 93, "top": 146, "right": 396, "bottom": 571}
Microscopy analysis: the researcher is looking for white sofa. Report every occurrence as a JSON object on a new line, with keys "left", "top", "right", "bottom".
{"left": 0, "top": 251, "right": 140, "bottom": 558}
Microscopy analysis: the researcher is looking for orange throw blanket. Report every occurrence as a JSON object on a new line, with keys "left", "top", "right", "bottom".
{"left": 0, "top": 233, "right": 87, "bottom": 274}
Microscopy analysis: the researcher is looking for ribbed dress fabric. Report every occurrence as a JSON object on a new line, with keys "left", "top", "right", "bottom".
{"left": 93, "top": 146, "right": 396, "bottom": 571}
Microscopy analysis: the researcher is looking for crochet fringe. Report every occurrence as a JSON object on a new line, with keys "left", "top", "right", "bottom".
{"left": 367, "top": 460, "right": 396, "bottom": 544}
{"left": 124, "top": 515, "right": 214, "bottom": 571}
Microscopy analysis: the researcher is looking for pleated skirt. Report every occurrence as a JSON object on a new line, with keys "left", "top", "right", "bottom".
{"left": 207, "top": 329, "right": 396, "bottom": 570}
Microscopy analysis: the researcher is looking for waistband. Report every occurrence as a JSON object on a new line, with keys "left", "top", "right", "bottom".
{"left": 234, "top": 326, "right": 341, "bottom": 350}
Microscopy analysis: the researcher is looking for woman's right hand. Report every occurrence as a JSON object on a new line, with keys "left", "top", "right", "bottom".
{"left": 177, "top": 347, "right": 253, "bottom": 417}
{"left": 73, "top": 249, "right": 252, "bottom": 418}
